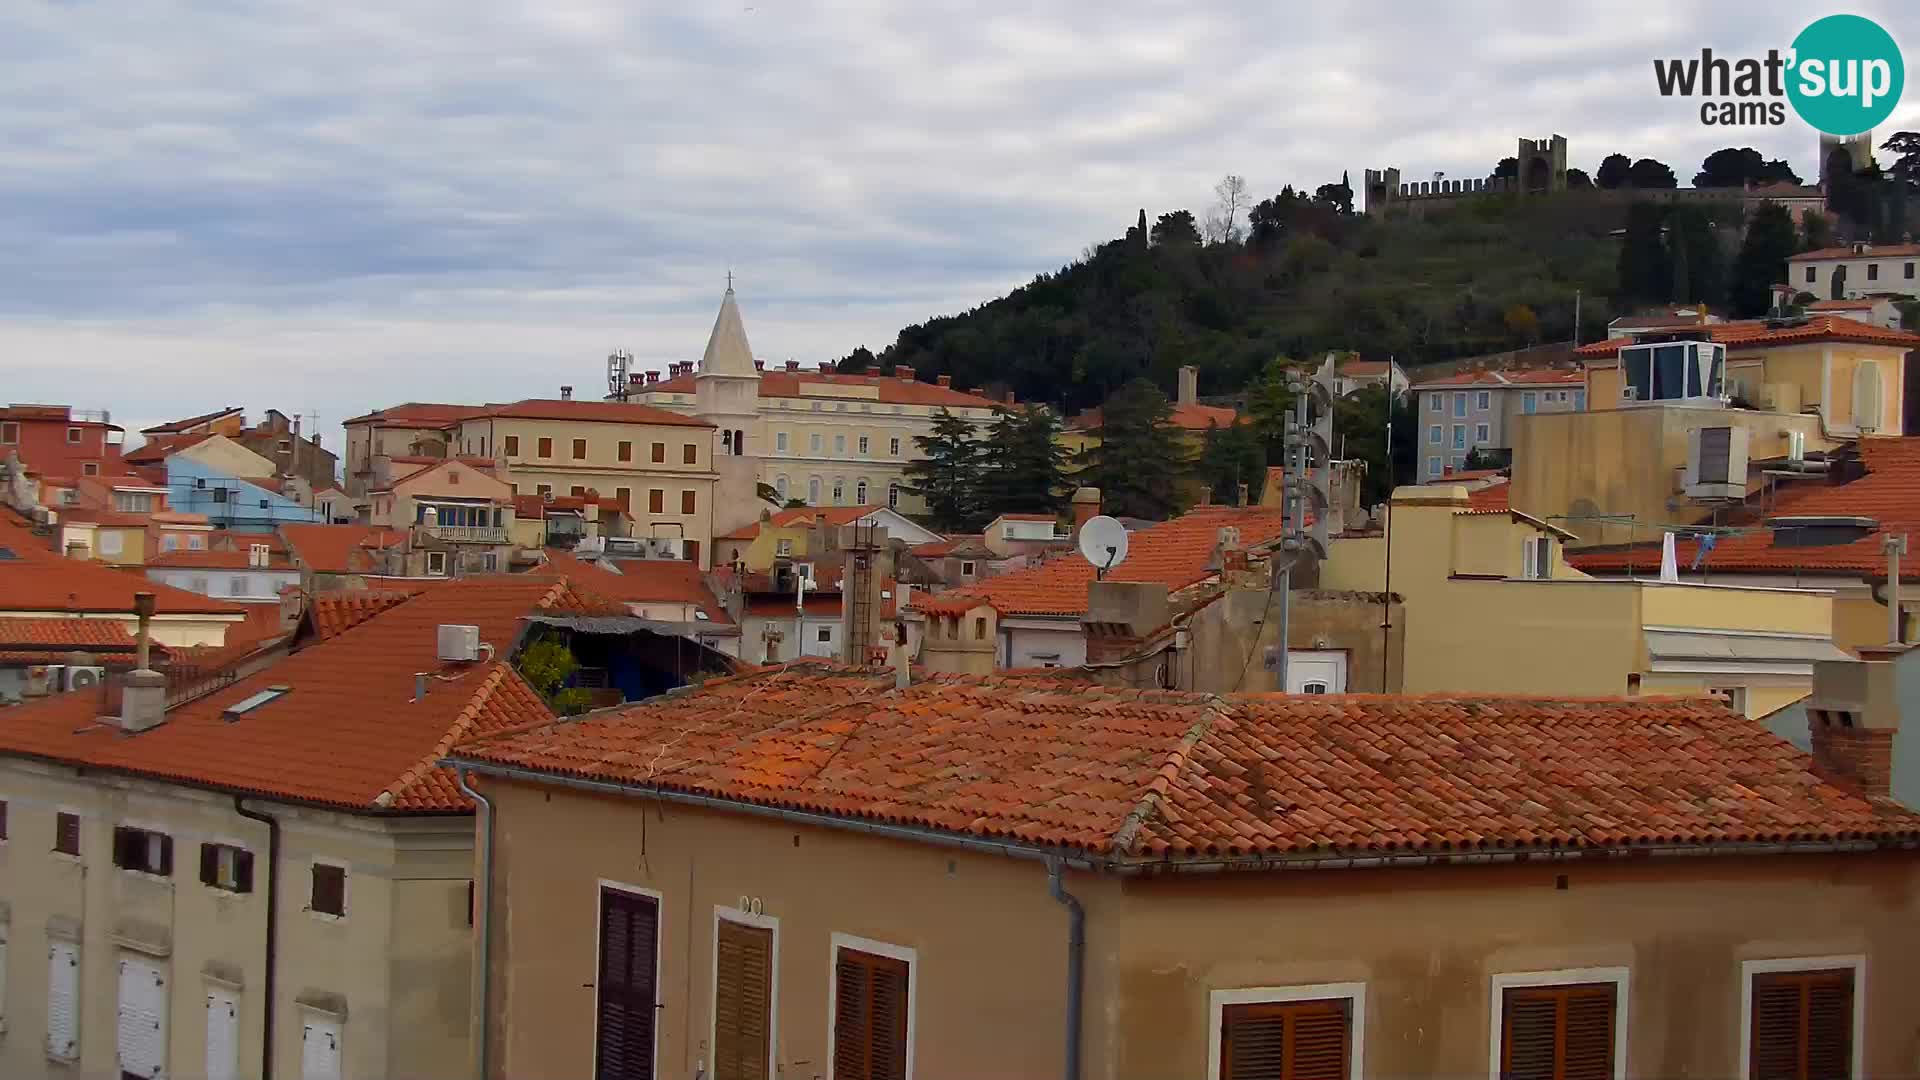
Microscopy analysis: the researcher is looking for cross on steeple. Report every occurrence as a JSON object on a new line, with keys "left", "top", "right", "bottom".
{"left": 726, "top": 269, "right": 734, "bottom": 291}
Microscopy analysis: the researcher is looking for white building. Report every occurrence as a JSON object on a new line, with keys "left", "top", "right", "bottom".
{"left": 1788, "top": 242, "right": 1920, "bottom": 302}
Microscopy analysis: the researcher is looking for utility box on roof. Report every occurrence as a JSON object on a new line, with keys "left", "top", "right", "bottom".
{"left": 1684, "top": 425, "right": 1748, "bottom": 500}
{"left": 437, "top": 624, "right": 481, "bottom": 662}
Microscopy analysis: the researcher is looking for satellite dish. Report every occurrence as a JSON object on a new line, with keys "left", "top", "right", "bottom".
{"left": 1077, "top": 516, "right": 1130, "bottom": 578}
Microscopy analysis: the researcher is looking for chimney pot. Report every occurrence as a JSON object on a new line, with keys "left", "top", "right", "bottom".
{"left": 895, "top": 365, "right": 915, "bottom": 382}
{"left": 561, "top": 385, "right": 574, "bottom": 401}
{"left": 936, "top": 375, "right": 952, "bottom": 387}
{"left": 754, "top": 359, "right": 765, "bottom": 371}
{"left": 785, "top": 360, "right": 800, "bottom": 372}
{"left": 1070, "top": 486, "right": 1102, "bottom": 534}
{"left": 819, "top": 362, "right": 835, "bottom": 374}
{"left": 1178, "top": 365, "right": 1199, "bottom": 407}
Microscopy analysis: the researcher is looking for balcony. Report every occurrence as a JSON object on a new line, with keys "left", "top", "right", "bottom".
{"left": 423, "top": 524, "right": 509, "bottom": 544}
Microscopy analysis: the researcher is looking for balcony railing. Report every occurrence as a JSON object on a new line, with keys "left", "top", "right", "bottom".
{"left": 423, "top": 524, "right": 509, "bottom": 544}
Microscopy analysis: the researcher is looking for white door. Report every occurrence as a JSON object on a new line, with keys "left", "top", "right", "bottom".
{"left": 302, "top": 1015, "right": 343, "bottom": 1080}
{"left": 47, "top": 940, "right": 79, "bottom": 1062}
{"left": 1286, "top": 650, "right": 1348, "bottom": 694}
{"left": 118, "top": 956, "right": 169, "bottom": 1079}
{"left": 206, "top": 988, "right": 240, "bottom": 1080}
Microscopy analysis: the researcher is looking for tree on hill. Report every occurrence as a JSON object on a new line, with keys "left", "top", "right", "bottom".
{"left": 1076, "top": 379, "right": 1189, "bottom": 521}
{"left": 1151, "top": 210, "right": 1201, "bottom": 248}
{"left": 1596, "top": 154, "right": 1633, "bottom": 189}
{"left": 1196, "top": 420, "right": 1267, "bottom": 505}
{"left": 975, "top": 405, "right": 1069, "bottom": 518}
{"left": 837, "top": 345, "right": 877, "bottom": 373}
{"left": 1800, "top": 211, "right": 1833, "bottom": 252}
{"left": 1244, "top": 357, "right": 1299, "bottom": 465}
{"left": 902, "top": 409, "right": 983, "bottom": 532}
{"left": 1503, "top": 303, "right": 1541, "bottom": 344}
{"left": 1617, "top": 202, "right": 1671, "bottom": 304}
{"left": 1732, "top": 202, "right": 1798, "bottom": 316}
{"left": 1566, "top": 168, "right": 1593, "bottom": 189}
{"left": 1885, "top": 131, "right": 1920, "bottom": 187}
{"left": 1206, "top": 174, "right": 1251, "bottom": 243}
{"left": 1667, "top": 205, "right": 1727, "bottom": 306}
{"left": 1627, "top": 159, "right": 1679, "bottom": 189}
{"left": 1492, "top": 157, "right": 1518, "bottom": 180}
{"left": 1314, "top": 173, "right": 1354, "bottom": 215}
{"left": 1335, "top": 383, "right": 1416, "bottom": 504}
{"left": 1695, "top": 147, "right": 1802, "bottom": 188}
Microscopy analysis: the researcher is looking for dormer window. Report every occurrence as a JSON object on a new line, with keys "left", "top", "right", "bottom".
{"left": 1620, "top": 340, "right": 1725, "bottom": 405}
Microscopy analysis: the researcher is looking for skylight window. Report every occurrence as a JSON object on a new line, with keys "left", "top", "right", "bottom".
{"left": 223, "top": 686, "right": 291, "bottom": 719}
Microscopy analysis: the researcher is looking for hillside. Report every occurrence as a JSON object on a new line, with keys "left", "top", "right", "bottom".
{"left": 841, "top": 192, "right": 1702, "bottom": 413}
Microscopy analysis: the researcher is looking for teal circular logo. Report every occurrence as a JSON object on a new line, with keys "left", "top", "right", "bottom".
{"left": 1787, "top": 15, "right": 1904, "bottom": 136}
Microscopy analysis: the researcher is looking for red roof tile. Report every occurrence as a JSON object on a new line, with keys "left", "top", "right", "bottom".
{"left": 453, "top": 667, "right": 1920, "bottom": 862}
{"left": 479, "top": 398, "right": 713, "bottom": 428}
{"left": 1792, "top": 243, "right": 1920, "bottom": 260}
{"left": 718, "top": 505, "right": 881, "bottom": 541}
{"left": 0, "top": 618, "right": 137, "bottom": 648}
{"left": 1067, "top": 402, "right": 1239, "bottom": 433}
{"left": 123, "top": 431, "right": 215, "bottom": 465}
{"left": 0, "top": 517, "right": 245, "bottom": 616}
{"left": 744, "top": 596, "right": 840, "bottom": 618}
{"left": 0, "top": 576, "right": 591, "bottom": 810}
{"left": 140, "top": 407, "right": 243, "bottom": 435}
{"left": 1808, "top": 299, "right": 1878, "bottom": 311}
{"left": 540, "top": 552, "right": 731, "bottom": 623}
{"left": 1414, "top": 368, "right": 1586, "bottom": 388}
{"left": 343, "top": 402, "right": 491, "bottom": 427}
{"left": 280, "top": 524, "right": 409, "bottom": 575}
{"left": 146, "top": 548, "right": 296, "bottom": 570}
{"left": 915, "top": 507, "right": 1287, "bottom": 617}
{"left": 645, "top": 370, "right": 1005, "bottom": 410}
{"left": 1575, "top": 316, "right": 1920, "bottom": 358}
{"left": 1466, "top": 482, "right": 1511, "bottom": 512}
{"left": 310, "top": 588, "right": 425, "bottom": 640}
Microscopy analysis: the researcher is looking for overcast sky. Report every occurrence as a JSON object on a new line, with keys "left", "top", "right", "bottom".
{"left": 3, "top": 1, "right": 1916, "bottom": 445}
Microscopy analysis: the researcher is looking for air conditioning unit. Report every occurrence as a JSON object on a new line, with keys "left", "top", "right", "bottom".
{"left": 63, "top": 666, "right": 105, "bottom": 691}
{"left": 1684, "top": 425, "right": 1749, "bottom": 500}
{"left": 1619, "top": 385, "right": 1638, "bottom": 402}
{"left": 437, "top": 624, "right": 482, "bottom": 662}
{"left": 602, "top": 537, "right": 645, "bottom": 556}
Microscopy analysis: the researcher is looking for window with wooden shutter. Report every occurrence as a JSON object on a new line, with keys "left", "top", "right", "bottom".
{"left": 54, "top": 811, "right": 80, "bottom": 855}
{"left": 834, "top": 947, "right": 909, "bottom": 1080}
{"left": 596, "top": 887, "right": 660, "bottom": 1080}
{"left": 1218, "top": 998, "right": 1350, "bottom": 1080}
{"left": 114, "top": 826, "right": 173, "bottom": 876}
{"left": 310, "top": 863, "right": 346, "bottom": 917}
{"left": 201, "top": 843, "right": 254, "bottom": 893}
{"left": 1750, "top": 969, "right": 1854, "bottom": 1080}
{"left": 1500, "top": 982, "right": 1615, "bottom": 1080}
{"left": 713, "top": 920, "right": 773, "bottom": 1080}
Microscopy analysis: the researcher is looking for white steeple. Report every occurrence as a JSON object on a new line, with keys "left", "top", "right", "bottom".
{"left": 699, "top": 277, "right": 759, "bottom": 379}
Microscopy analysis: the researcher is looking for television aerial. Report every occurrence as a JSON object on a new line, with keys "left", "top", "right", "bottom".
{"left": 1077, "top": 516, "right": 1130, "bottom": 579}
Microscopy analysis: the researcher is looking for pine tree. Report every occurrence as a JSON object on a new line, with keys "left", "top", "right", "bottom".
{"left": 1196, "top": 420, "right": 1266, "bottom": 505}
{"left": 1732, "top": 203, "right": 1798, "bottom": 316}
{"left": 902, "top": 410, "right": 982, "bottom": 532}
{"left": 1617, "top": 202, "right": 1671, "bottom": 304}
{"left": 977, "top": 406, "right": 1070, "bottom": 518}
{"left": 1077, "top": 378, "right": 1189, "bottom": 521}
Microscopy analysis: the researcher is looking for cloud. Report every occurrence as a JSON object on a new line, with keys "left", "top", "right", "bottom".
{"left": 1, "top": 0, "right": 1915, "bottom": 446}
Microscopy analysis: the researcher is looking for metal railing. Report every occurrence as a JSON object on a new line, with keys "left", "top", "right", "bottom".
{"left": 100, "top": 659, "right": 243, "bottom": 714}
{"left": 423, "top": 524, "right": 509, "bottom": 544}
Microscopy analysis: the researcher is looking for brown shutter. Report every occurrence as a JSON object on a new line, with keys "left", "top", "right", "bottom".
{"left": 235, "top": 849, "right": 255, "bottom": 893}
{"left": 1219, "top": 999, "right": 1351, "bottom": 1080}
{"left": 713, "top": 920, "right": 773, "bottom": 1080}
{"left": 834, "top": 948, "right": 908, "bottom": 1080}
{"left": 157, "top": 833, "right": 174, "bottom": 876}
{"left": 595, "top": 887, "right": 659, "bottom": 1080}
{"left": 1501, "top": 983, "right": 1615, "bottom": 1080}
{"left": 200, "top": 843, "right": 218, "bottom": 886}
{"left": 56, "top": 813, "right": 80, "bottom": 855}
{"left": 1750, "top": 969, "right": 1854, "bottom": 1080}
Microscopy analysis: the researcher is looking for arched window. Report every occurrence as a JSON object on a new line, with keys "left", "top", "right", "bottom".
{"left": 887, "top": 483, "right": 900, "bottom": 509}
{"left": 774, "top": 476, "right": 789, "bottom": 501}
{"left": 808, "top": 477, "right": 821, "bottom": 504}
{"left": 831, "top": 478, "right": 845, "bottom": 505}
{"left": 855, "top": 480, "right": 868, "bottom": 504}
{"left": 1302, "top": 681, "right": 1329, "bottom": 694}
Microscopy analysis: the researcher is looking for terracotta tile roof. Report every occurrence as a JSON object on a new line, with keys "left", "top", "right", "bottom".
{"left": 914, "top": 506, "right": 1289, "bottom": 618}
{"left": 343, "top": 402, "right": 490, "bottom": 427}
{"left": 1808, "top": 299, "right": 1878, "bottom": 311}
{"left": 453, "top": 667, "right": 1920, "bottom": 862}
{"left": 1067, "top": 403, "right": 1239, "bottom": 432}
{"left": 540, "top": 552, "right": 731, "bottom": 624}
{"left": 1574, "top": 316, "right": 1920, "bottom": 358}
{"left": 718, "top": 505, "right": 880, "bottom": 541}
{"left": 1337, "top": 359, "right": 1394, "bottom": 377}
{"left": 146, "top": 548, "right": 296, "bottom": 570}
{"left": 280, "top": 524, "right": 409, "bottom": 575}
{"left": 1569, "top": 438, "right": 1920, "bottom": 578}
{"left": 1414, "top": 368, "right": 1586, "bottom": 388}
{"left": 310, "top": 588, "right": 425, "bottom": 640}
{"left": 0, "top": 517, "right": 245, "bottom": 616}
{"left": 0, "top": 575, "right": 593, "bottom": 811}
{"left": 0, "top": 618, "right": 136, "bottom": 648}
{"left": 911, "top": 535, "right": 985, "bottom": 558}
{"left": 510, "top": 494, "right": 623, "bottom": 518}
{"left": 1466, "top": 482, "right": 1511, "bottom": 513}
{"left": 744, "top": 596, "right": 841, "bottom": 618}
{"left": 140, "top": 407, "right": 243, "bottom": 435}
{"left": 645, "top": 370, "right": 1006, "bottom": 410}
{"left": 993, "top": 513, "right": 1058, "bottom": 523}
{"left": 479, "top": 398, "right": 713, "bottom": 428}
{"left": 124, "top": 431, "right": 213, "bottom": 465}
{"left": 1791, "top": 243, "right": 1920, "bottom": 261}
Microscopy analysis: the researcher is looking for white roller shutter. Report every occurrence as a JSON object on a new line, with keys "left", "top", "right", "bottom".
{"left": 205, "top": 988, "right": 239, "bottom": 1080}
{"left": 302, "top": 1015, "right": 343, "bottom": 1080}
{"left": 47, "top": 940, "right": 79, "bottom": 1061}
{"left": 118, "top": 956, "right": 168, "bottom": 1079}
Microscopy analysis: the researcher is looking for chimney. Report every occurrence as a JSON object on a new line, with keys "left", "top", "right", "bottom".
{"left": 895, "top": 365, "right": 915, "bottom": 382}
{"left": 936, "top": 375, "right": 952, "bottom": 387}
{"left": 120, "top": 592, "right": 166, "bottom": 733}
{"left": 646, "top": 371, "right": 659, "bottom": 385}
{"left": 65, "top": 540, "right": 88, "bottom": 560}
{"left": 785, "top": 360, "right": 800, "bottom": 372}
{"left": 561, "top": 386, "right": 574, "bottom": 401}
{"left": 818, "top": 362, "right": 835, "bottom": 374}
{"left": 889, "top": 620, "right": 911, "bottom": 690}
{"left": 1178, "top": 365, "right": 1199, "bottom": 406}
{"left": 1070, "top": 486, "right": 1101, "bottom": 534}
{"left": 1004, "top": 391, "right": 1016, "bottom": 405}
{"left": 754, "top": 360, "right": 765, "bottom": 371}
{"left": 1806, "top": 646, "right": 1905, "bottom": 798}
{"left": 1082, "top": 581, "right": 1170, "bottom": 665}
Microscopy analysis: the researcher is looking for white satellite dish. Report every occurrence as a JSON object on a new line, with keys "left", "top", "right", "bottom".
{"left": 1077, "top": 515, "right": 1130, "bottom": 578}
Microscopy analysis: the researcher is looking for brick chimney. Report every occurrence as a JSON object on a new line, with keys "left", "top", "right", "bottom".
{"left": 937, "top": 375, "right": 952, "bottom": 387}
{"left": 120, "top": 592, "right": 167, "bottom": 733}
{"left": 1806, "top": 645, "right": 1905, "bottom": 798}
{"left": 1070, "top": 487, "right": 1101, "bottom": 534}
{"left": 755, "top": 360, "right": 765, "bottom": 371}
{"left": 785, "top": 359, "right": 800, "bottom": 372}
{"left": 818, "top": 362, "right": 835, "bottom": 374}
{"left": 896, "top": 365, "right": 915, "bottom": 382}
{"left": 1178, "top": 365, "right": 1199, "bottom": 406}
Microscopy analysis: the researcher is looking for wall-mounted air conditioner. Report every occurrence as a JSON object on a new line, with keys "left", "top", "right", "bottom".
{"left": 1684, "top": 426, "right": 1749, "bottom": 500}
{"left": 1619, "top": 385, "right": 1638, "bottom": 401}
{"left": 437, "top": 624, "right": 482, "bottom": 662}
{"left": 63, "top": 666, "right": 105, "bottom": 691}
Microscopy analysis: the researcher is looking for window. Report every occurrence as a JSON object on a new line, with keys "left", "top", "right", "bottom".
{"left": 818, "top": 626, "right": 833, "bottom": 644}
{"left": 1476, "top": 391, "right": 1491, "bottom": 410}
{"left": 1209, "top": 984, "right": 1364, "bottom": 1080}
{"left": 1710, "top": 685, "right": 1750, "bottom": 715}
{"left": 1907, "top": 262, "right": 1915, "bottom": 280}
{"left": 0, "top": 798, "right": 6, "bottom": 839}
{"left": 618, "top": 441, "right": 632, "bottom": 462}
{"left": 426, "top": 551, "right": 447, "bottom": 576}
{"left": 66, "top": 426, "right": 82, "bottom": 444}
{"left": 775, "top": 477, "right": 789, "bottom": 501}
{"left": 811, "top": 433, "right": 824, "bottom": 453}
{"left": 1475, "top": 423, "right": 1490, "bottom": 443}
{"left": 54, "top": 811, "right": 80, "bottom": 855}
{"left": 596, "top": 886, "right": 661, "bottom": 1078}
{"left": 309, "top": 862, "right": 346, "bottom": 917}
{"left": 47, "top": 939, "right": 79, "bottom": 1062}
{"left": 537, "top": 437, "right": 553, "bottom": 458}
{"left": 834, "top": 434, "right": 847, "bottom": 455}
{"left": 536, "top": 484, "right": 553, "bottom": 497}
{"left": 1522, "top": 391, "right": 1538, "bottom": 414}
{"left": 200, "top": 843, "right": 254, "bottom": 893}
{"left": 1429, "top": 395, "right": 1442, "bottom": 412}
{"left": 776, "top": 432, "right": 789, "bottom": 453}
{"left": 887, "top": 484, "right": 900, "bottom": 509}
{"left": 1806, "top": 265, "right": 1817, "bottom": 283}
{"left": 1743, "top": 959, "right": 1860, "bottom": 1080}
{"left": 0, "top": 421, "right": 16, "bottom": 443}
{"left": 809, "top": 478, "right": 821, "bottom": 504}
{"left": 207, "top": 986, "right": 240, "bottom": 1080}
{"left": 1521, "top": 536, "right": 1552, "bottom": 580}
{"left": 972, "top": 617, "right": 986, "bottom": 640}
{"left": 230, "top": 576, "right": 248, "bottom": 597}
{"left": 684, "top": 443, "right": 698, "bottom": 465}
{"left": 571, "top": 485, "right": 588, "bottom": 498}
{"left": 1866, "top": 264, "right": 1878, "bottom": 281}
{"left": 652, "top": 442, "right": 666, "bottom": 463}
{"left": 504, "top": 435, "right": 519, "bottom": 456}
{"left": 889, "top": 437, "right": 901, "bottom": 457}
{"left": 1453, "top": 392, "right": 1467, "bottom": 418}
{"left": 960, "top": 560, "right": 977, "bottom": 576}
{"left": 776, "top": 539, "right": 793, "bottom": 557}
{"left": 1452, "top": 426, "right": 1466, "bottom": 450}
{"left": 1494, "top": 974, "right": 1623, "bottom": 1080}
{"left": 681, "top": 490, "right": 696, "bottom": 515}
{"left": 114, "top": 825, "right": 174, "bottom": 876}
{"left": 832, "top": 479, "right": 845, "bottom": 504}
{"left": 1427, "top": 456, "right": 1441, "bottom": 478}
{"left": 1572, "top": 389, "right": 1586, "bottom": 411}
{"left": 832, "top": 939, "right": 912, "bottom": 1080}
{"left": 856, "top": 480, "right": 868, "bottom": 503}
{"left": 118, "top": 955, "right": 169, "bottom": 1079}
{"left": 1428, "top": 425, "right": 1441, "bottom": 445}
{"left": 1302, "top": 681, "right": 1329, "bottom": 694}
{"left": 858, "top": 436, "right": 870, "bottom": 456}
{"left": 713, "top": 915, "right": 775, "bottom": 1080}
{"left": 192, "top": 576, "right": 210, "bottom": 593}
{"left": 113, "top": 491, "right": 155, "bottom": 513}
{"left": 649, "top": 489, "right": 665, "bottom": 514}
{"left": 615, "top": 486, "right": 632, "bottom": 509}
{"left": 570, "top": 438, "right": 587, "bottom": 459}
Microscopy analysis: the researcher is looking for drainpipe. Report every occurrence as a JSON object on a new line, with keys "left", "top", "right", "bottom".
{"left": 456, "top": 766, "right": 495, "bottom": 1080}
{"left": 233, "top": 797, "right": 280, "bottom": 1080}
{"left": 1047, "top": 857, "right": 1084, "bottom": 1080}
